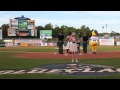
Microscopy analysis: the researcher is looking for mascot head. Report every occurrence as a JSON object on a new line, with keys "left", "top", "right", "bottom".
{"left": 92, "top": 30, "right": 99, "bottom": 36}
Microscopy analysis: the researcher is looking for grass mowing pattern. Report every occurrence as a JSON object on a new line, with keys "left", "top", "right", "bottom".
{"left": 0, "top": 46, "right": 120, "bottom": 79}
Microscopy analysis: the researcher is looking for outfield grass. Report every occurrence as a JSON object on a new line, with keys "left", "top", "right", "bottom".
{"left": 0, "top": 46, "right": 120, "bottom": 79}
{"left": 0, "top": 46, "right": 120, "bottom": 52}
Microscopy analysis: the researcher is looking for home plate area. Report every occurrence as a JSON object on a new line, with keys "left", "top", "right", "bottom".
{"left": 35, "top": 63, "right": 119, "bottom": 76}
{"left": 0, "top": 64, "right": 120, "bottom": 76}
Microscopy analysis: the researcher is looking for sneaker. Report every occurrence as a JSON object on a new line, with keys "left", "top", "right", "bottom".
{"left": 88, "top": 52, "right": 92, "bottom": 54}
{"left": 54, "top": 53, "right": 57, "bottom": 54}
{"left": 72, "top": 59, "right": 74, "bottom": 62}
{"left": 94, "top": 52, "right": 97, "bottom": 54}
{"left": 76, "top": 59, "right": 78, "bottom": 62}
{"left": 92, "top": 52, "right": 96, "bottom": 54}
{"left": 79, "top": 53, "right": 83, "bottom": 55}
{"left": 65, "top": 53, "right": 68, "bottom": 56}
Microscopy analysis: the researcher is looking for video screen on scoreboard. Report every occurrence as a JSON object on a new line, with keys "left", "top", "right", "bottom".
{"left": 8, "top": 19, "right": 37, "bottom": 37}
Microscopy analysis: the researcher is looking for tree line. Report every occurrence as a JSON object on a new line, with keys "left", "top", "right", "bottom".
{"left": 0, "top": 23, "right": 120, "bottom": 39}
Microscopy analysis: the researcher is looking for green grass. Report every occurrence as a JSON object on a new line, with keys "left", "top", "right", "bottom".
{"left": 0, "top": 46, "right": 120, "bottom": 52}
{"left": 97, "top": 46, "right": 120, "bottom": 52}
{"left": 0, "top": 73, "right": 120, "bottom": 79}
{"left": 0, "top": 46, "right": 120, "bottom": 79}
{"left": 0, "top": 46, "right": 58, "bottom": 52}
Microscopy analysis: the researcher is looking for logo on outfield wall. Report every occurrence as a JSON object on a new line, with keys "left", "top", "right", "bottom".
{"left": 0, "top": 64, "right": 120, "bottom": 76}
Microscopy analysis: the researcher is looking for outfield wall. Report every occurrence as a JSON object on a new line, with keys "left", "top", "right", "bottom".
{"left": 1, "top": 38, "right": 120, "bottom": 47}
{"left": 2, "top": 39, "right": 56, "bottom": 47}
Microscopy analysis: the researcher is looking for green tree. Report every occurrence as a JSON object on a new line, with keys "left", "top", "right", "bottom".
{"left": 44, "top": 23, "right": 53, "bottom": 29}
{"left": 53, "top": 26, "right": 60, "bottom": 38}
{"left": 1, "top": 24, "right": 9, "bottom": 38}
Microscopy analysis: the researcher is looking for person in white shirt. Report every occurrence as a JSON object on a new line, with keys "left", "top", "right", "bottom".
{"left": 66, "top": 32, "right": 72, "bottom": 55}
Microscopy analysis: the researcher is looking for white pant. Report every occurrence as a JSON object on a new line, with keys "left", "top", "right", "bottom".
{"left": 66, "top": 42, "right": 72, "bottom": 49}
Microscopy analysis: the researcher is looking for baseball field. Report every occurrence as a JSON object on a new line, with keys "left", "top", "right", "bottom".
{"left": 0, "top": 46, "right": 120, "bottom": 79}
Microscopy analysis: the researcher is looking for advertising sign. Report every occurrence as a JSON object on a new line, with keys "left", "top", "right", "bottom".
{"left": 8, "top": 28, "right": 16, "bottom": 36}
{"left": 31, "top": 30, "right": 34, "bottom": 36}
{"left": 15, "top": 39, "right": 42, "bottom": 44}
{"left": 117, "top": 42, "right": 120, "bottom": 45}
{"left": 27, "top": 20, "right": 35, "bottom": 29}
{"left": 28, "top": 22, "right": 34, "bottom": 29}
{"left": 99, "top": 39, "right": 114, "bottom": 46}
{"left": 40, "top": 30, "right": 52, "bottom": 39}
{"left": 47, "top": 43, "right": 54, "bottom": 46}
{"left": 10, "top": 19, "right": 18, "bottom": 29}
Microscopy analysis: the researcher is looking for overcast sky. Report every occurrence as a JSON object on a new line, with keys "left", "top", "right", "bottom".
{"left": 0, "top": 11, "right": 120, "bottom": 33}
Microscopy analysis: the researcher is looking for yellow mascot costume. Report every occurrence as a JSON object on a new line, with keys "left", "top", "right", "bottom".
{"left": 90, "top": 30, "right": 99, "bottom": 54}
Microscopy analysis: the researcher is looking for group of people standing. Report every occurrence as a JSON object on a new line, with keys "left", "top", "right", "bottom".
{"left": 57, "top": 31, "right": 89, "bottom": 62}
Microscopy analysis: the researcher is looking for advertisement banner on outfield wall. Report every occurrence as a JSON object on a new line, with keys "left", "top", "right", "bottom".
{"left": 5, "top": 43, "right": 13, "bottom": 47}
{"left": 99, "top": 39, "right": 114, "bottom": 46}
{"left": 0, "top": 30, "right": 2, "bottom": 40}
{"left": 15, "top": 39, "right": 43, "bottom": 44}
{"left": 117, "top": 42, "right": 120, "bottom": 45}
{"left": 47, "top": 43, "right": 54, "bottom": 46}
